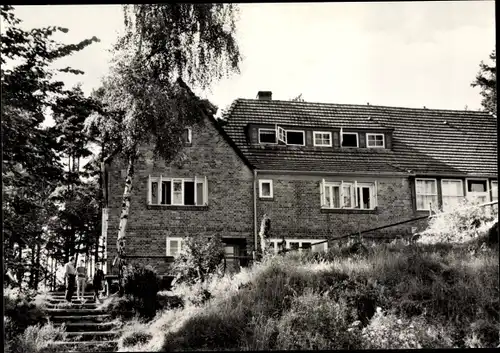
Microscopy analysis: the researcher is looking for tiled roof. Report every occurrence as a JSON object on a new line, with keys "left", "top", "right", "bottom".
{"left": 222, "top": 99, "right": 498, "bottom": 176}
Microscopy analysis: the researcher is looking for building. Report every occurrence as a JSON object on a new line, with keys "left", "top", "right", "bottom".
{"left": 103, "top": 86, "right": 498, "bottom": 275}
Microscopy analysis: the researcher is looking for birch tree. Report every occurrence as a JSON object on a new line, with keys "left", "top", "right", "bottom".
{"left": 85, "top": 4, "right": 241, "bottom": 284}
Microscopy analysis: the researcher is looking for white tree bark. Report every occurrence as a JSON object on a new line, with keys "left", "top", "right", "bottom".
{"left": 116, "top": 154, "right": 136, "bottom": 262}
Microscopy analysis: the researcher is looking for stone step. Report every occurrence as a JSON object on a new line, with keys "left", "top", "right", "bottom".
{"left": 46, "top": 308, "right": 107, "bottom": 316}
{"left": 48, "top": 314, "right": 111, "bottom": 322}
{"left": 49, "top": 295, "right": 95, "bottom": 300}
{"left": 65, "top": 331, "right": 120, "bottom": 341}
{"left": 54, "top": 321, "right": 118, "bottom": 332}
{"left": 46, "top": 302, "right": 99, "bottom": 309}
{"left": 48, "top": 340, "right": 118, "bottom": 352}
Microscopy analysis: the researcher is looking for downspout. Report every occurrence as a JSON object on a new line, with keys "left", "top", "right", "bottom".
{"left": 253, "top": 169, "right": 258, "bottom": 259}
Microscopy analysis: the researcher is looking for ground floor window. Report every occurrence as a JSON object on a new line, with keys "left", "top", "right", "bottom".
{"left": 268, "top": 238, "right": 328, "bottom": 253}
{"left": 166, "top": 237, "right": 183, "bottom": 257}
{"left": 491, "top": 181, "right": 498, "bottom": 202}
{"left": 466, "top": 179, "right": 488, "bottom": 204}
{"left": 441, "top": 179, "right": 464, "bottom": 211}
{"left": 415, "top": 178, "right": 438, "bottom": 211}
{"left": 321, "top": 179, "right": 378, "bottom": 209}
{"left": 149, "top": 176, "right": 208, "bottom": 206}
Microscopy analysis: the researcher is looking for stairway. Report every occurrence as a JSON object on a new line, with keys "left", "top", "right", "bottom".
{"left": 44, "top": 291, "right": 121, "bottom": 352}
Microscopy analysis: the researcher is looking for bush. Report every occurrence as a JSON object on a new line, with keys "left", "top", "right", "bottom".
{"left": 104, "top": 295, "right": 136, "bottom": 320}
{"left": 4, "top": 287, "right": 47, "bottom": 339}
{"left": 5, "top": 322, "right": 67, "bottom": 353}
{"left": 123, "top": 264, "right": 159, "bottom": 319}
{"left": 156, "top": 292, "right": 184, "bottom": 311}
{"left": 172, "top": 234, "right": 225, "bottom": 284}
{"left": 418, "top": 199, "right": 498, "bottom": 244}
{"left": 275, "top": 290, "right": 361, "bottom": 350}
{"left": 122, "top": 331, "right": 153, "bottom": 348}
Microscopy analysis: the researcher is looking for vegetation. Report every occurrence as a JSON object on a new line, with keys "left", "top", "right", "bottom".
{"left": 471, "top": 49, "right": 496, "bottom": 114}
{"left": 172, "top": 234, "right": 226, "bottom": 284}
{"left": 112, "top": 205, "right": 499, "bottom": 351}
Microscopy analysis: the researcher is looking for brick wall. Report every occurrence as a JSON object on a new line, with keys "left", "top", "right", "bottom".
{"left": 256, "top": 174, "right": 423, "bottom": 242}
{"left": 106, "top": 116, "right": 254, "bottom": 274}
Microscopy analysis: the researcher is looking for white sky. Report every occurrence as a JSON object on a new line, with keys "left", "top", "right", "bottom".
{"left": 11, "top": 1, "right": 496, "bottom": 123}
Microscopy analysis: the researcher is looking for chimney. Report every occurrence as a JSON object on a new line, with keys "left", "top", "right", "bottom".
{"left": 257, "top": 91, "right": 272, "bottom": 100}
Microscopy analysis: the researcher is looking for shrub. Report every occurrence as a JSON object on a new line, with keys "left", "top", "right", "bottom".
{"left": 361, "top": 308, "right": 454, "bottom": 349}
{"left": 418, "top": 199, "right": 498, "bottom": 244}
{"left": 275, "top": 290, "right": 361, "bottom": 350}
{"left": 5, "top": 322, "right": 67, "bottom": 353}
{"left": 172, "top": 234, "right": 225, "bottom": 284}
{"left": 156, "top": 292, "right": 184, "bottom": 311}
{"left": 4, "top": 287, "right": 47, "bottom": 338}
{"left": 123, "top": 264, "right": 159, "bottom": 319}
{"left": 122, "top": 331, "right": 153, "bottom": 348}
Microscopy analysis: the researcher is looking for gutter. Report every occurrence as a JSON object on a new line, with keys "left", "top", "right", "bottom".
{"left": 256, "top": 169, "right": 414, "bottom": 177}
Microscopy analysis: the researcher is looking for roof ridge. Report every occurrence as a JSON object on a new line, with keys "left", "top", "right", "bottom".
{"left": 236, "top": 98, "right": 491, "bottom": 115}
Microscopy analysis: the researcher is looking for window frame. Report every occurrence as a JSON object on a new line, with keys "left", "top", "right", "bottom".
{"left": 313, "top": 131, "right": 333, "bottom": 147}
{"left": 415, "top": 178, "right": 438, "bottom": 211}
{"left": 465, "top": 178, "right": 489, "bottom": 203}
{"left": 166, "top": 237, "right": 183, "bottom": 257}
{"left": 285, "top": 129, "right": 305, "bottom": 146}
{"left": 258, "top": 128, "right": 277, "bottom": 144}
{"left": 440, "top": 179, "right": 464, "bottom": 211}
{"left": 268, "top": 238, "right": 328, "bottom": 253}
{"left": 321, "top": 180, "right": 377, "bottom": 210}
{"left": 491, "top": 180, "right": 498, "bottom": 202}
{"left": 366, "top": 133, "right": 385, "bottom": 148}
{"left": 341, "top": 132, "right": 359, "bottom": 148}
{"left": 259, "top": 179, "right": 273, "bottom": 198}
{"left": 148, "top": 176, "right": 208, "bottom": 206}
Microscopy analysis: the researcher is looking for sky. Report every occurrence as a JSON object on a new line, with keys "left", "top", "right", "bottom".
{"left": 10, "top": 1, "right": 496, "bottom": 125}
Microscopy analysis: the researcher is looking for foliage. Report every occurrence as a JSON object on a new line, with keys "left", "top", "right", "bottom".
{"left": 1, "top": 5, "right": 100, "bottom": 289}
{"left": 4, "top": 322, "right": 67, "bottom": 353}
{"left": 172, "top": 234, "right": 226, "bottom": 284}
{"left": 4, "top": 287, "right": 48, "bottom": 339}
{"left": 471, "top": 49, "right": 496, "bottom": 114}
{"left": 418, "top": 199, "right": 498, "bottom": 244}
{"left": 123, "top": 264, "right": 160, "bottom": 319}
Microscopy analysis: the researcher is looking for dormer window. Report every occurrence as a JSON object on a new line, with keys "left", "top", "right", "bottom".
{"left": 341, "top": 131, "right": 358, "bottom": 147}
{"left": 285, "top": 130, "right": 305, "bottom": 146}
{"left": 259, "top": 128, "right": 277, "bottom": 144}
{"left": 313, "top": 131, "right": 332, "bottom": 147}
{"left": 366, "top": 133, "right": 385, "bottom": 148}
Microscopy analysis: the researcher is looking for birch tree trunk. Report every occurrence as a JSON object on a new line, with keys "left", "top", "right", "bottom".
{"left": 116, "top": 152, "right": 136, "bottom": 293}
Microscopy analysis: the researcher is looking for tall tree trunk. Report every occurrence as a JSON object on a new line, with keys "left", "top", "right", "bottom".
{"left": 29, "top": 245, "right": 36, "bottom": 289}
{"left": 116, "top": 152, "right": 136, "bottom": 294}
{"left": 33, "top": 241, "right": 41, "bottom": 290}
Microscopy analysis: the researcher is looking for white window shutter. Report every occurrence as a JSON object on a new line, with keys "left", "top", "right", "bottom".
{"left": 194, "top": 175, "right": 198, "bottom": 205}
{"left": 320, "top": 178, "right": 326, "bottom": 207}
{"left": 374, "top": 181, "right": 378, "bottom": 207}
{"left": 159, "top": 175, "right": 162, "bottom": 204}
{"left": 204, "top": 176, "right": 208, "bottom": 205}
{"left": 354, "top": 181, "right": 358, "bottom": 207}
{"left": 148, "top": 175, "right": 151, "bottom": 204}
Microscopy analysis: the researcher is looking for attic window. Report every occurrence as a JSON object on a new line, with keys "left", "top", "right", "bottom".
{"left": 286, "top": 130, "right": 305, "bottom": 146}
{"left": 366, "top": 133, "right": 385, "bottom": 148}
{"left": 341, "top": 132, "right": 358, "bottom": 147}
{"left": 259, "top": 128, "right": 277, "bottom": 144}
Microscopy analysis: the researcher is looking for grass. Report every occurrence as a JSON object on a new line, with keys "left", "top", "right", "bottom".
{"left": 112, "top": 205, "right": 498, "bottom": 351}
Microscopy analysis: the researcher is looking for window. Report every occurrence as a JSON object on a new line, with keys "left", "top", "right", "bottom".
{"left": 466, "top": 179, "right": 488, "bottom": 204}
{"left": 286, "top": 130, "right": 305, "bottom": 146}
{"left": 148, "top": 176, "right": 208, "bottom": 206}
{"left": 259, "top": 179, "right": 273, "bottom": 198}
{"left": 166, "top": 237, "right": 182, "bottom": 257}
{"left": 366, "top": 133, "right": 385, "bottom": 148}
{"left": 268, "top": 239, "right": 328, "bottom": 253}
{"left": 492, "top": 181, "right": 498, "bottom": 202}
{"left": 185, "top": 128, "right": 192, "bottom": 144}
{"left": 341, "top": 132, "right": 358, "bottom": 147}
{"left": 277, "top": 126, "right": 287, "bottom": 144}
{"left": 415, "top": 179, "right": 438, "bottom": 211}
{"left": 313, "top": 131, "right": 332, "bottom": 147}
{"left": 258, "top": 128, "right": 277, "bottom": 144}
{"left": 441, "top": 179, "right": 464, "bottom": 211}
{"left": 321, "top": 180, "right": 377, "bottom": 209}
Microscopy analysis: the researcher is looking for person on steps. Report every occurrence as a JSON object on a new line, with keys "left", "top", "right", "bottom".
{"left": 64, "top": 256, "right": 77, "bottom": 303}
{"left": 93, "top": 262, "right": 105, "bottom": 303}
{"left": 76, "top": 260, "right": 87, "bottom": 302}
